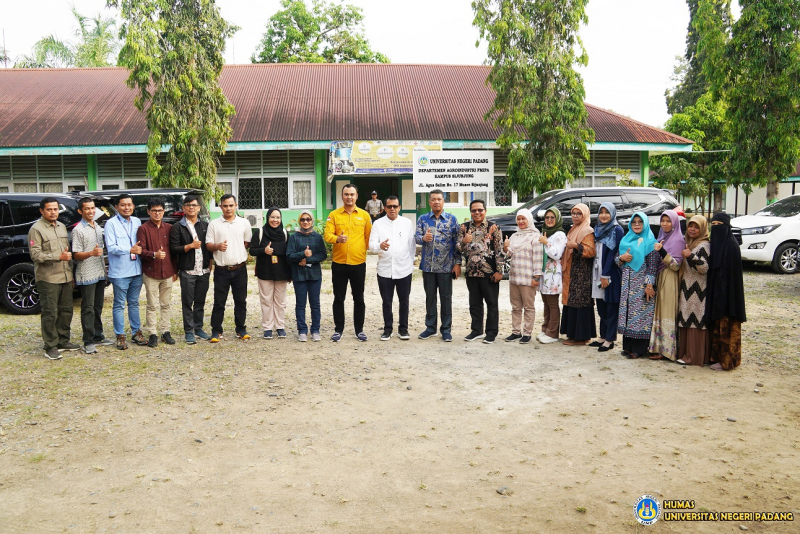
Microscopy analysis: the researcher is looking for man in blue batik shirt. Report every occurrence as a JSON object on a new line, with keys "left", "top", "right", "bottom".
{"left": 415, "top": 189, "right": 461, "bottom": 342}
{"left": 105, "top": 193, "right": 147, "bottom": 350}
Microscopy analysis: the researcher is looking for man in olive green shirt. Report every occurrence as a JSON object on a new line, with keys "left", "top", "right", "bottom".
{"left": 28, "top": 197, "right": 79, "bottom": 359}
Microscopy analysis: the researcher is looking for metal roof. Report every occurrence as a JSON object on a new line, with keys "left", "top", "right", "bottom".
{"left": 0, "top": 64, "right": 693, "bottom": 148}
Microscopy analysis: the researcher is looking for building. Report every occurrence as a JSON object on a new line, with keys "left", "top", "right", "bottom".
{"left": 0, "top": 64, "right": 693, "bottom": 225}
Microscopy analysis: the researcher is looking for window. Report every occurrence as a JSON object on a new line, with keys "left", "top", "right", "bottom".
{"left": 549, "top": 196, "right": 584, "bottom": 218}
{"left": 627, "top": 192, "right": 662, "bottom": 211}
{"left": 8, "top": 199, "right": 45, "bottom": 225}
{"left": 0, "top": 202, "right": 12, "bottom": 226}
{"left": 585, "top": 195, "right": 626, "bottom": 215}
{"left": 40, "top": 183, "right": 63, "bottom": 193}
{"left": 226, "top": 150, "right": 314, "bottom": 210}
{"left": 101, "top": 184, "right": 121, "bottom": 190}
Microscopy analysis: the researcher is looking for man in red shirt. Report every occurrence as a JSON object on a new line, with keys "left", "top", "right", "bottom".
{"left": 137, "top": 197, "right": 178, "bottom": 347}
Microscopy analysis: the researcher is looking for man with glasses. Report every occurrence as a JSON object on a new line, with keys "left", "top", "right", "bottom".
{"left": 170, "top": 194, "right": 212, "bottom": 344}
{"left": 137, "top": 197, "right": 178, "bottom": 347}
{"left": 458, "top": 199, "right": 505, "bottom": 343}
{"left": 415, "top": 189, "right": 461, "bottom": 342}
{"left": 368, "top": 196, "right": 415, "bottom": 340}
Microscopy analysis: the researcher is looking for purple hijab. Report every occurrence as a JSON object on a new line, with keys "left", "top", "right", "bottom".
{"left": 656, "top": 210, "right": 686, "bottom": 272}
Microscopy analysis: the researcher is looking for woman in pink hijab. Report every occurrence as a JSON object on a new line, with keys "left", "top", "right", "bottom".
{"left": 560, "top": 203, "right": 596, "bottom": 345}
{"left": 648, "top": 209, "right": 685, "bottom": 360}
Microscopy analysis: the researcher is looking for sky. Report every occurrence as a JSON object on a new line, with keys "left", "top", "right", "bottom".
{"left": 0, "top": 0, "right": 737, "bottom": 129}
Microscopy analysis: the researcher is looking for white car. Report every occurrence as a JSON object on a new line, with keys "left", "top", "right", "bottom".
{"left": 731, "top": 194, "right": 800, "bottom": 274}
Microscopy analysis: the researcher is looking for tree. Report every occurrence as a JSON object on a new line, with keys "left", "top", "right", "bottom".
{"left": 252, "top": 0, "right": 389, "bottom": 64}
{"left": 15, "top": 7, "right": 119, "bottom": 68}
{"left": 472, "top": 0, "right": 594, "bottom": 197}
{"left": 697, "top": 0, "right": 800, "bottom": 202}
{"left": 665, "top": 0, "right": 732, "bottom": 115}
{"left": 109, "top": 0, "right": 238, "bottom": 196}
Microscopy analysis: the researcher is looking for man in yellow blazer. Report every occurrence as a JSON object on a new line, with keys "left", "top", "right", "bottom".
{"left": 324, "top": 184, "right": 372, "bottom": 342}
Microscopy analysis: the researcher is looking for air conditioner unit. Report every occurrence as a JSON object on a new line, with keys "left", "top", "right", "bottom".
{"left": 241, "top": 209, "right": 264, "bottom": 229}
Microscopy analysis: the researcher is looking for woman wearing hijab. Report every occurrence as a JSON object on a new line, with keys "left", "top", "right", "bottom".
{"left": 286, "top": 210, "right": 328, "bottom": 342}
{"left": 250, "top": 207, "right": 291, "bottom": 339}
{"left": 537, "top": 208, "right": 568, "bottom": 344}
{"left": 590, "top": 202, "right": 625, "bottom": 352}
{"left": 707, "top": 213, "right": 746, "bottom": 370}
{"left": 560, "top": 203, "right": 596, "bottom": 345}
{"left": 616, "top": 212, "right": 660, "bottom": 359}
{"left": 502, "top": 208, "right": 544, "bottom": 344}
{"left": 676, "top": 215, "right": 711, "bottom": 366}
{"left": 648, "top": 210, "right": 686, "bottom": 360}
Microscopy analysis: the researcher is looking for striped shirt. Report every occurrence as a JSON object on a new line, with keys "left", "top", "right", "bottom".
{"left": 506, "top": 230, "right": 544, "bottom": 286}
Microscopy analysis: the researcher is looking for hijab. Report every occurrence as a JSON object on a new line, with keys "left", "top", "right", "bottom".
{"left": 297, "top": 209, "right": 315, "bottom": 235}
{"left": 681, "top": 215, "right": 710, "bottom": 277}
{"left": 707, "top": 213, "right": 746, "bottom": 322}
{"left": 542, "top": 207, "right": 564, "bottom": 237}
{"left": 656, "top": 209, "right": 686, "bottom": 272}
{"left": 508, "top": 208, "right": 540, "bottom": 254}
{"left": 263, "top": 207, "right": 287, "bottom": 255}
{"left": 566, "top": 203, "right": 593, "bottom": 244}
{"left": 594, "top": 202, "right": 621, "bottom": 250}
{"left": 618, "top": 211, "right": 657, "bottom": 272}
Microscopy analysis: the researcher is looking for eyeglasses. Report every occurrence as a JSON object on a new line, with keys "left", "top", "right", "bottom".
{"left": 470, "top": 208, "right": 485, "bottom": 213}
{"left": 544, "top": 216, "right": 556, "bottom": 220}
{"left": 385, "top": 205, "right": 400, "bottom": 209}
{"left": 299, "top": 218, "right": 313, "bottom": 222}
{"left": 149, "top": 209, "right": 165, "bottom": 213}
{"left": 570, "top": 211, "right": 583, "bottom": 216}
{"left": 184, "top": 204, "right": 200, "bottom": 208}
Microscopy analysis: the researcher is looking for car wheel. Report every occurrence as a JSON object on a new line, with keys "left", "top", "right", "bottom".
{"left": 771, "top": 242, "right": 799, "bottom": 274}
{"left": 0, "top": 262, "right": 41, "bottom": 314}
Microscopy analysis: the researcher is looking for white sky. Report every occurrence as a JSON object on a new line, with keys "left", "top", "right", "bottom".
{"left": 1, "top": 0, "right": 739, "bottom": 129}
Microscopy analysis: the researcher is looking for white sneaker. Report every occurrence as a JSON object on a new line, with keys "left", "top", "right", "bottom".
{"left": 539, "top": 334, "right": 559, "bottom": 344}
{"left": 298, "top": 333, "right": 308, "bottom": 342}
{"left": 536, "top": 332, "right": 546, "bottom": 342}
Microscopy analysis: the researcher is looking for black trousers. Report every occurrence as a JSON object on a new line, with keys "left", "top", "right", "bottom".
{"left": 422, "top": 272, "right": 453, "bottom": 334}
{"left": 210, "top": 266, "right": 248, "bottom": 336}
{"left": 79, "top": 280, "right": 106, "bottom": 344}
{"left": 331, "top": 262, "right": 366, "bottom": 334}
{"left": 596, "top": 298, "right": 620, "bottom": 342}
{"left": 465, "top": 276, "right": 500, "bottom": 337}
{"left": 180, "top": 271, "right": 210, "bottom": 334}
{"left": 377, "top": 273, "right": 412, "bottom": 332}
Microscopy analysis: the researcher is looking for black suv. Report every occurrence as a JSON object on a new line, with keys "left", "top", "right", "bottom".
{"left": 76, "top": 188, "right": 209, "bottom": 225}
{"left": 492, "top": 187, "right": 685, "bottom": 238}
{"left": 0, "top": 193, "right": 116, "bottom": 315}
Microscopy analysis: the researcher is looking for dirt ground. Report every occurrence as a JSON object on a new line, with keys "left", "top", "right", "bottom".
{"left": 0, "top": 259, "right": 798, "bottom": 533}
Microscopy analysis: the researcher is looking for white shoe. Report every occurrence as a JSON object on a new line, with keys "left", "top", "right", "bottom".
{"left": 536, "top": 332, "right": 546, "bottom": 342}
{"left": 539, "top": 334, "right": 559, "bottom": 344}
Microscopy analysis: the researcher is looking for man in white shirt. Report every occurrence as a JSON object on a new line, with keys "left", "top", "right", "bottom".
{"left": 205, "top": 194, "right": 253, "bottom": 342}
{"left": 368, "top": 196, "right": 416, "bottom": 340}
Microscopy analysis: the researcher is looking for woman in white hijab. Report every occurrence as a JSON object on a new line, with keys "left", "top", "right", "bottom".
{"left": 502, "top": 208, "right": 544, "bottom": 344}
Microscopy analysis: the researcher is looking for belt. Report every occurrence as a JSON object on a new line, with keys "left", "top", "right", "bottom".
{"left": 218, "top": 261, "right": 246, "bottom": 271}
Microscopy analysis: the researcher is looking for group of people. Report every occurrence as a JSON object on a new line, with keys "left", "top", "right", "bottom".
{"left": 500, "top": 201, "right": 746, "bottom": 370}
{"left": 27, "top": 188, "right": 746, "bottom": 370}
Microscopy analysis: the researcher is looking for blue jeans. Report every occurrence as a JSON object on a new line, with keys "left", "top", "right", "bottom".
{"left": 294, "top": 278, "right": 322, "bottom": 334}
{"left": 110, "top": 275, "right": 142, "bottom": 336}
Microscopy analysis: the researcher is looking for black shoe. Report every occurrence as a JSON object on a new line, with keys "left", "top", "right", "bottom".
{"left": 482, "top": 336, "right": 496, "bottom": 344}
{"left": 147, "top": 334, "right": 158, "bottom": 348}
{"left": 161, "top": 332, "right": 176, "bottom": 345}
{"left": 380, "top": 329, "right": 392, "bottom": 341}
{"left": 57, "top": 342, "right": 81, "bottom": 352}
{"left": 519, "top": 336, "right": 532, "bottom": 344}
{"left": 504, "top": 333, "right": 522, "bottom": 342}
{"left": 464, "top": 332, "right": 485, "bottom": 342}
{"left": 588, "top": 340, "right": 603, "bottom": 347}
{"left": 598, "top": 342, "right": 615, "bottom": 352}
{"left": 398, "top": 329, "right": 410, "bottom": 340}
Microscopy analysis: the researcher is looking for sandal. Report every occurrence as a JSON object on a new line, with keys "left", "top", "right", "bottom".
{"left": 649, "top": 354, "right": 665, "bottom": 360}
{"left": 626, "top": 353, "right": 640, "bottom": 359}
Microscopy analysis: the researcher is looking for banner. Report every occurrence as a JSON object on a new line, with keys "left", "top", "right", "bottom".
{"left": 413, "top": 150, "right": 494, "bottom": 192}
{"left": 328, "top": 140, "right": 442, "bottom": 180}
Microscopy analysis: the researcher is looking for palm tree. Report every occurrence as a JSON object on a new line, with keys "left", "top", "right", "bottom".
{"left": 14, "top": 7, "right": 119, "bottom": 68}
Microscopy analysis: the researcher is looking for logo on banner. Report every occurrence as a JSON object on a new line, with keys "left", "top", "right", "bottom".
{"left": 418, "top": 156, "right": 429, "bottom": 166}
{"left": 634, "top": 495, "right": 661, "bottom": 525}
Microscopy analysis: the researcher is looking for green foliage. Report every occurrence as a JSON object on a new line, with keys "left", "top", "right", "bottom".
{"left": 472, "top": 0, "right": 594, "bottom": 197}
{"left": 15, "top": 8, "right": 119, "bottom": 68}
{"left": 110, "top": 0, "right": 238, "bottom": 199}
{"left": 665, "top": 0, "right": 732, "bottom": 114}
{"left": 697, "top": 0, "right": 800, "bottom": 201}
{"left": 252, "top": 0, "right": 389, "bottom": 64}
{"left": 598, "top": 168, "right": 640, "bottom": 187}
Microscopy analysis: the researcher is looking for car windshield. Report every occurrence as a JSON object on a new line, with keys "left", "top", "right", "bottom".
{"left": 754, "top": 195, "right": 800, "bottom": 217}
{"left": 520, "top": 189, "right": 562, "bottom": 213}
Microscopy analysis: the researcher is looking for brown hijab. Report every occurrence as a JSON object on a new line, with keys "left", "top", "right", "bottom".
{"left": 681, "top": 215, "right": 710, "bottom": 277}
{"left": 562, "top": 202, "right": 593, "bottom": 270}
